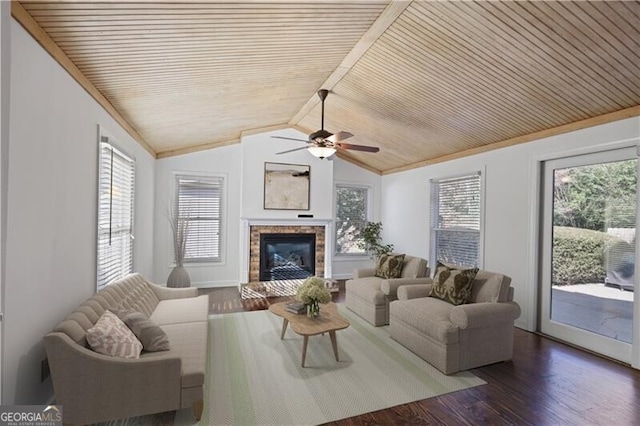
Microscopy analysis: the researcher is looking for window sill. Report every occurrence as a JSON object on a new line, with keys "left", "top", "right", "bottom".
{"left": 168, "top": 261, "right": 225, "bottom": 269}
{"left": 333, "top": 254, "right": 370, "bottom": 262}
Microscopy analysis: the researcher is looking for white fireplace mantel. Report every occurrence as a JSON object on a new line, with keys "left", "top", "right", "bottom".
{"left": 239, "top": 218, "right": 334, "bottom": 285}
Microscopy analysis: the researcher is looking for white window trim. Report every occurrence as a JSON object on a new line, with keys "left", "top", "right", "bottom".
{"left": 170, "top": 171, "right": 228, "bottom": 267}
{"left": 429, "top": 169, "right": 485, "bottom": 270}
{"left": 333, "top": 182, "right": 372, "bottom": 258}
{"left": 96, "top": 126, "right": 135, "bottom": 290}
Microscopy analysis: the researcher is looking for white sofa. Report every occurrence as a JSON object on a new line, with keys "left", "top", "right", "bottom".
{"left": 44, "top": 273, "right": 209, "bottom": 425}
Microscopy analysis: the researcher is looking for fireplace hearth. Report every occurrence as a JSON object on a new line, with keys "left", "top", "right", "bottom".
{"left": 259, "top": 233, "right": 316, "bottom": 281}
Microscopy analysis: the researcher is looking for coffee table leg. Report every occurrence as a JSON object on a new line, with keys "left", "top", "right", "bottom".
{"left": 329, "top": 331, "right": 339, "bottom": 361}
{"left": 301, "top": 336, "right": 309, "bottom": 367}
{"left": 280, "top": 319, "right": 289, "bottom": 340}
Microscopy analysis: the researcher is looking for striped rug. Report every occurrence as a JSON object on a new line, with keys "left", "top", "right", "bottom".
{"left": 176, "top": 305, "right": 485, "bottom": 425}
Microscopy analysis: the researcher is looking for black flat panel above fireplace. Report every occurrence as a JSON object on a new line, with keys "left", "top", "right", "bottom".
{"left": 259, "top": 233, "right": 316, "bottom": 281}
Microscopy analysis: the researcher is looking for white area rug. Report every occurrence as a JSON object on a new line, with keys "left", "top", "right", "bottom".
{"left": 176, "top": 306, "right": 485, "bottom": 425}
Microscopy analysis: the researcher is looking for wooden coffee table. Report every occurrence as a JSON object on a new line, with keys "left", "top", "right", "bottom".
{"left": 268, "top": 301, "right": 350, "bottom": 367}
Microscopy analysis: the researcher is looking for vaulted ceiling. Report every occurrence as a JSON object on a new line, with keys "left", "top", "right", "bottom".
{"left": 14, "top": 1, "right": 640, "bottom": 174}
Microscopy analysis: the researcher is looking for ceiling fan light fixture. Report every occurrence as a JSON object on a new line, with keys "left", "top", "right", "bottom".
{"left": 309, "top": 129, "right": 333, "bottom": 141}
{"left": 307, "top": 146, "right": 336, "bottom": 159}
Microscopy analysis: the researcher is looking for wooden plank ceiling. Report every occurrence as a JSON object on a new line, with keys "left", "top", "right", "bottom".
{"left": 16, "top": 1, "right": 640, "bottom": 174}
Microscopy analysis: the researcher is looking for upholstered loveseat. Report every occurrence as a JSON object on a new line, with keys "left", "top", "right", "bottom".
{"left": 44, "top": 273, "right": 209, "bottom": 425}
{"left": 345, "top": 254, "right": 432, "bottom": 326}
{"left": 389, "top": 270, "right": 521, "bottom": 374}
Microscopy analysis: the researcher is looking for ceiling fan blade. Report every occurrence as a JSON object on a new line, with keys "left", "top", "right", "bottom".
{"left": 326, "top": 131, "right": 353, "bottom": 143}
{"left": 336, "top": 142, "right": 380, "bottom": 153}
{"left": 276, "top": 146, "right": 311, "bottom": 155}
{"left": 271, "top": 136, "right": 309, "bottom": 143}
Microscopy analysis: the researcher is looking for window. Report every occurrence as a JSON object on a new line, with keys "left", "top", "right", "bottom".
{"left": 430, "top": 172, "right": 482, "bottom": 268}
{"left": 335, "top": 184, "right": 369, "bottom": 255}
{"left": 175, "top": 175, "right": 224, "bottom": 262}
{"left": 97, "top": 137, "right": 135, "bottom": 289}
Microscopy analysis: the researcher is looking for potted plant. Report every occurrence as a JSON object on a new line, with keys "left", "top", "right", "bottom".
{"left": 167, "top": 205, "right": 191, "bottom": 287}
{"left": 358, "top": 221, "right": 394, "bottom": 259}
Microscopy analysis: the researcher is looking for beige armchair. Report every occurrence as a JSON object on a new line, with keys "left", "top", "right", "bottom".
{"left": 389, "top": 270, "right": 521, "bottom": 374}
{"left": 345, "top": 255, "right": 431, "bottom": 326}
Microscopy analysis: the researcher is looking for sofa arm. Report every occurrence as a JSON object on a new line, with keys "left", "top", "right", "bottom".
{"left": 450, "top": 301, "right": 521, "bottom": 329}
{"left": 397, "top": 284, "right": 432, "bottom": 300}
{"left": 45, "top": 332, "right": 182, "bottom": 424}
{"left": 381, "top": 277, "right": 434, "bottom": 298}
{"left": 150, "top": 282, "right": 199, "bottom": 300}
{"left": 353, "top": 268, "right": 375, "bottom": 279}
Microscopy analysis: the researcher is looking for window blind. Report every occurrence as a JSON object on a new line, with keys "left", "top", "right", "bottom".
{"left": 176, "top": 175, "right": 223, "bottom": 262}
{"left": 430, "top": 173, "right": 481, "bottom": 268}
{"left": 335, "top": 185, "right": 368, "bottom": 255}
{"left": 97, "top": 140, "right": 135, "bottom": 289}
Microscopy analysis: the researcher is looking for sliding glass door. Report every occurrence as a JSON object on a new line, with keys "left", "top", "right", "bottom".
{"left": 540, "top": 147, "right": 638, "bottom": 364}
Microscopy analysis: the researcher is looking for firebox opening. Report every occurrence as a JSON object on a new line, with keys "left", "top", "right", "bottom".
{"left": 259, "top": 233, "right": 316, "bottom": 281}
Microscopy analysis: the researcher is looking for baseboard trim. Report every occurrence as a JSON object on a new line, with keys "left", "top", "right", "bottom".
{"left": 191, "top": 280, "right": 238, "bottom": 288}
{"left": 330, "top": 273, "right": 353, "bottom": 280}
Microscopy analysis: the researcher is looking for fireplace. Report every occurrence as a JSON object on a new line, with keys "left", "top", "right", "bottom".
{"left": 244, "top": 222, "right": 329, "bottom": 283}
{"left": 259, "top": 233, "right": 316, "bottom": 281}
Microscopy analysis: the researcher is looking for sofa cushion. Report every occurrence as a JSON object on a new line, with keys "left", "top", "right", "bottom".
{"left": 429, "top": 262, "right": 478, "bottom": 305}
{"left": 470, "top": 270, "right": 512, "bottom": 303}
{"left": 55, "top": 320, "right": 89, "bottom": 347}
{"left": 150, "top": 295, "right": 210, "bottom": 326}
{"left": 116, "top": 309, "right": 171, "bottom": 352}
{"left": 86, "top": 310, "right": 143, "bottom": 359}
{"left": 345, "top": 277, "right": 386, "bottom": 304}
{"left": 144, "top": 321, "right": 208, "bottom": 388}
{"left": 106, "top": 273, "right": 161, "bottom": 317}
{"left": 375, "top": 253, "right": 405, "bottom": 279}
{"left": 52, "top": 274, "right": 164, "bottom": 346}
{"left": 83, "top": 300, "right": 107, "bottom": 319}
{"left": 401, "top": 256, "right": 428, "bottom": 279}
{"left": 390, "top": 298, "right": 459, "bottom": 344}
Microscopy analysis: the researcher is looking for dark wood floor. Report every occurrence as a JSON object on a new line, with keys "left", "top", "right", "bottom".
{"left": 199, "top": 284, "right": 640, "bottom": 426}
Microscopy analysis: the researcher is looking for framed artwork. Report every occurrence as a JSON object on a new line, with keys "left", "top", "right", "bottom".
{"left": 264, "top": 162, "right": 310, "bottom": 210}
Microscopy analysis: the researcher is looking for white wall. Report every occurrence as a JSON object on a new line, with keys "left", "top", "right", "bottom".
{"left": 4, "top": 21, "right": 155, "bottom": 404}
{"left": 240, "top": 128, "right": 334, "bottom": 220}
{"left": 332, "top": 158, "right": 382, "bottom": 278}
{"left": 381, "top": 117, "right": 640, "bottom": 331}
{"left": 153, "top": 144, "right": 242, "bottom": 287}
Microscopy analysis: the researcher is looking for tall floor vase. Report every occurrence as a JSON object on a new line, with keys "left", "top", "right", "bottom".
{"left": 167, "top": 265, "right": 191, "bottom": 288}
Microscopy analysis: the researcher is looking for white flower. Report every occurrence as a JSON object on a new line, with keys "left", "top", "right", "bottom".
{"left": 296, "top": 276, "right": 331, "bottom": 304}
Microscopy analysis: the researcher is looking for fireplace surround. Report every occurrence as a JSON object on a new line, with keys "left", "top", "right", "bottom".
{"left": 241, "top": 219, "right": 332, "bottom": 284}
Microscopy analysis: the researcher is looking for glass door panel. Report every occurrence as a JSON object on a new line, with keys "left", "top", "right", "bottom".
{"left": 540, "top": 148, "right": 637, "bottom": 363}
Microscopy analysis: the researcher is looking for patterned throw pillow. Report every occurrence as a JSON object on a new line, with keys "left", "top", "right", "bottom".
{"left": 375, "top": 253, "right": 406, "bottom": 279}
{"left": 86, "top": 310, "right": 143, "bottom": 359}
{"left": 429, "top": 262, "right": 479, "bottom": 305}
{"left": 115, "top": 309, "right": 171, "bottom": 352}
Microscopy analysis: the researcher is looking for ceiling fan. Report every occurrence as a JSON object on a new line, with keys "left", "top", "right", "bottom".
{"left": 272, "top": 89, "right": 380, "bottom": 159}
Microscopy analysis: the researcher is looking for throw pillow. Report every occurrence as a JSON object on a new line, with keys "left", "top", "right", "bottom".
{"left": 375, "top": 253, "right": 406, "bottom": 279}
{"left": 115, "top": 309, "right": 171, "bottom": 352}
{"left": 429, "top": 262, "right": 479, "bottom": 305}
{"left": 86, "top": 310, "right": 143, "bottom": 359}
